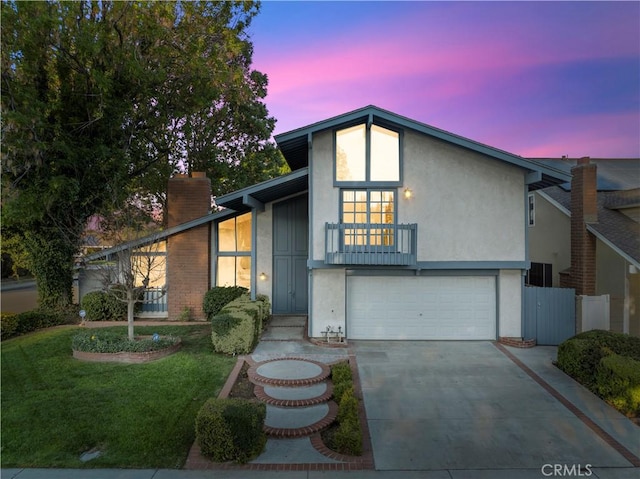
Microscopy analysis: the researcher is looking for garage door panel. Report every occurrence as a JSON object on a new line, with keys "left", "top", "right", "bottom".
{"left": 347, "top": 275, "right": 496, "bottom": 340}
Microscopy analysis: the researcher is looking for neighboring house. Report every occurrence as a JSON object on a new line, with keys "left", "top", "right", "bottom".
{"left": 80, "top": 105, "right": 571, "bottom": 341}
{"left": 528, "top": 158, "right": 640, "bottom": 337}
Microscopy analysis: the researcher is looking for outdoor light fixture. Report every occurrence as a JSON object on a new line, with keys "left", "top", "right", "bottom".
{"left": 403, "top": 187, "right": 413, "bottom": 199}
{"left": 259, "top": 272, "right": 267, "bottom": 281}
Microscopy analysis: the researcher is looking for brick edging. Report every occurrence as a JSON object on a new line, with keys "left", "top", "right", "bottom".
{"left": 264, "top": 401, "right": 338, "bottom": 438}
{"left": 248, "top": 357, "right": 331, "bottom": 387}
{"left": 254, "top": 381, "right": 334, "bottom": 407}
{"left": 498, "top": 336, "right": 536, "bottom": 348}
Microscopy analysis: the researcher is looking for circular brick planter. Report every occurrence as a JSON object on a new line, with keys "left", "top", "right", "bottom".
{"left": 72, "top": 338, "right": 182, "bottom": 364}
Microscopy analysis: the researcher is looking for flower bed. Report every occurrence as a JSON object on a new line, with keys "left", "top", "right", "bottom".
{"left": 72, "top": 330, "right": 181, "bottom": 363}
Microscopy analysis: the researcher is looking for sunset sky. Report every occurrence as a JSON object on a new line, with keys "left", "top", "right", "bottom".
{"left": 248, "top": 1, "right": 640, "bottom": 158}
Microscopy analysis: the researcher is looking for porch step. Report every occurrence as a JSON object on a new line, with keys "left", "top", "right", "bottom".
{"left": 270, "top": 315, "right": 307, "bottom": 328}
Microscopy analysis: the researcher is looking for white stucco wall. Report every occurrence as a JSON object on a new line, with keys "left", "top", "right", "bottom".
{"left": 310, "top": 128, "right": 526, "bottom": 263}
{"left": 402, "top": 132, "right": 525, "bottom": 261}
{"left": 256, "top": 204, "right": 273, "bottom": 301}
{"left": 311, "top": 130, "right": 337, "bottom": 262}
{"left": 498, "top": 269, "right": 523, "bottom": 337}
{"left": 528, "top": 192, "right": 571, "bottom": 286}
{"left": 310, "top": 268, "right": 346, "bottom": 337}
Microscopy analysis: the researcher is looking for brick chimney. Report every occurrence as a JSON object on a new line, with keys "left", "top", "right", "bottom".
{"left": 166, "top": 173, "right": 211, "bottom": 319}
{"left": 167, "top": 172, "right": 211, "bottom": 227}
{"left": 568, "top": 157, "right": 598, "bottom": 295}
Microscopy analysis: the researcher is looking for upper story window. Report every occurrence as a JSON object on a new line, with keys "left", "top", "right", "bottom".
{"left": 335, "top": 123, "right": 401, "bottom": 184}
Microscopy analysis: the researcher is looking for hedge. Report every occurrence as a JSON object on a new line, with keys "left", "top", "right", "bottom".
{"left": 595, "top": 354, "right": 640, "bottom": 417}
{"left": 1, "top": 308, "right": 73, "bottom": 341}
{"left": 327, "top": 361, "right": 363, "bottom": 456}
{"left": 210, "top": 294, "right": 270, "bottom": 355}
{"left": 195, "top": 398, "right": 266, "bottom": 464}
{"left": 557, "top": 329, "right": 640, "bottom": 418}
{"left": 203, "top": 286, "right": 248, "bottom": 319}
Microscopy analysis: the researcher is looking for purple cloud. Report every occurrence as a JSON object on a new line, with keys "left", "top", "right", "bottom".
{"left": 249, "top": 1, "right": 640, "bottom": 157}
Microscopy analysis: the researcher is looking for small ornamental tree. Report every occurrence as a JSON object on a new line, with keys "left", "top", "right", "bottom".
{"left": 91, "top": 202, "right": 166, "bottom": 341}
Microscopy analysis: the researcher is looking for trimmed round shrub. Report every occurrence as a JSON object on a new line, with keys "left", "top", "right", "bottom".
{"left": 196, "top": 398, "right": 266, "bottom": 464}
{"left": 203, "top": 286, "right": 248, "bottom": 319}
{"left": 81, "top": 291, "right": 127, "bottom": 321}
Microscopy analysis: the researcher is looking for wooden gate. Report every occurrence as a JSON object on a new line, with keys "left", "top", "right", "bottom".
{"left": 524, "top": 286, "right": 576, "bottom": 345}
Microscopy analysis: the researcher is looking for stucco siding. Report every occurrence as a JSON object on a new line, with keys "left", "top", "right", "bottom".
{"left": 529, "top": 192, "right": 571, "bottom": 286}
{"left": 256, "top": 203, "right": 273, "bottom": 299}
{"left": 402, "top": 132, "right": 525, "bottom": 262}
{"left": 499, "top": 269, "right": 522, "bottom": 337}
{"left": 310, "top": 129, "right": 526, "bottom": 263}
{"left": 311, "top": 268, "right": 346, "bottom": 337}
{"left": 311, "top": 130, "right": 338, "bottom": 262}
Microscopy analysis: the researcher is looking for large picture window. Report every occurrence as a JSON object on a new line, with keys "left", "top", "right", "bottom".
{"left": 336, "top": 123, "right": 400, "bottom": 184}
{"left": 216, "top": 213, "right": 251, "bottom": 288}
{"left": 341, "top": 190, "right": 395, "bottom": 246}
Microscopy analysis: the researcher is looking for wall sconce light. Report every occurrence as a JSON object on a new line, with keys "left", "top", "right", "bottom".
{"left": 259, "top": 272, "right": 267, "bottom": 281}
{"left": 403, "top": 187, "right": 413, "bottom": 199}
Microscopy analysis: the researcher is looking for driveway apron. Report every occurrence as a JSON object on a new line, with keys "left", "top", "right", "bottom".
{"left": 353, "top": 340, "right": 637, "bottom": 471}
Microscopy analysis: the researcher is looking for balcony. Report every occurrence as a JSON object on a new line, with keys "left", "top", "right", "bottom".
{"left": 325, "top": 223, "right": 417, "bottom": 266}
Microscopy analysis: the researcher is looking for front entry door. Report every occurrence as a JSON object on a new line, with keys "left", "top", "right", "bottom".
{"left": 273, "top": 195, "right": 308, "bottom": 314}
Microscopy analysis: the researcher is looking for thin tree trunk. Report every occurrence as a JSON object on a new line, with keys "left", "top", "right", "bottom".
{"left": 127, "top": 289, "right": 135, "bottom": 341}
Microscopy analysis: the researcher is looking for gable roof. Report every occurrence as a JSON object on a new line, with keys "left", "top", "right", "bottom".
{"left": 275, "top": 105, "right": 571, "bottom": 190}
{"left": 215, "top": 167, "right": 308, "bottom": 213}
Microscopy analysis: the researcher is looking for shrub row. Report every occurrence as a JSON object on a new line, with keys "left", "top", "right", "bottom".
{"left": 1, "top": 307, "right": 76, "bottom": 341}
{"left": 210, "top": 292, "right": 270, "bottom": 355}
{"left": 81, "top": 290, "right": 128, "bottom": 321}
{"left": 195, "top": 398, "right": 266, "bottom": 464}
{"left": 557, "top": 330, "right": 640, "bottom": 417}
{"left": 203, "top": 286, "right": 248, "bottom": 319}
{"left": 71, "top": 330, "right": 180, "bottom": 353}
{"left": 330, "top": 361, "right": 362, "bottom": 456}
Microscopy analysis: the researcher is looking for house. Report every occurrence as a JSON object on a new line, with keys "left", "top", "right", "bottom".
{"left": 527, "top": 157, "right": 640, "bottom": 337}
{"left": 80, "top": 105, "right": 571, "bottom": 341}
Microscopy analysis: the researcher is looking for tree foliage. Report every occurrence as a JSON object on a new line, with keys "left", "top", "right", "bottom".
{"left": 1, "top": 1, "right": 284, "bottom": 307}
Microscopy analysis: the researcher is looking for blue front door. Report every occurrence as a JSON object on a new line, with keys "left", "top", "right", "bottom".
{"left": 272, "top": 195, "right": 308, "bottom": 314}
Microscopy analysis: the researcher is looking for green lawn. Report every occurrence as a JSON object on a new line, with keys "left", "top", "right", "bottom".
{"left": 1, "top": 324, "right": 235, "bottom": 468}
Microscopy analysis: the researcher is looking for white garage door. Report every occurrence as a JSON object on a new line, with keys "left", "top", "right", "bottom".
{"left": 347, "top": 275, "right": 496, "bottom": 340}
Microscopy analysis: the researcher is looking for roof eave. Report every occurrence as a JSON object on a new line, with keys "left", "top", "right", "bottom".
{"left": 275, "top": 105, "right": 571, "bottom": 186}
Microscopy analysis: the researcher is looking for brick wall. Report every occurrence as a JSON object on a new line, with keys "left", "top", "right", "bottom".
{"left": 568, "top": 157, "right": 597, "bottom": 296}
{"left": 166, "top": 173, "right": 211, "bottom": 319}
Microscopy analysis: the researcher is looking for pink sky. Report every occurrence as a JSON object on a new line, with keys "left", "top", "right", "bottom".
{"left": 249, "top": 1, "right": 640, "bottom": 158}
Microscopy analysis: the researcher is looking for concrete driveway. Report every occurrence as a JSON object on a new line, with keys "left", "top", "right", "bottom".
{"left": 353, "top": 341, "right": 639, "bottom": 473}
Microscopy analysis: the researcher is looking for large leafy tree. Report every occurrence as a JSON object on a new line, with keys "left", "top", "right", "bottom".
{"left": 1, "top": 1, "right": 284, "bottom": 308}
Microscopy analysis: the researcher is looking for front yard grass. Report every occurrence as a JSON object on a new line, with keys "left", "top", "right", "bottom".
{"left": 1, "top": 324, "right": 235, "bottom": 469}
